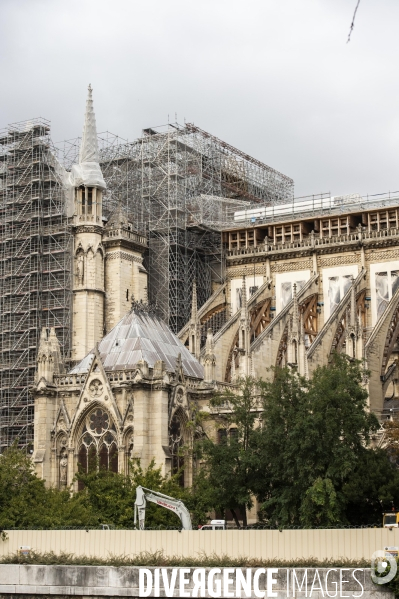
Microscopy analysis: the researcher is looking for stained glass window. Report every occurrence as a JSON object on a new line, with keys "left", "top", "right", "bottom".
{"left": 77, "top": 408, "right": 118, "bottom": 486}
{"left": 89, "top": 409, "right": 109, "bottom": 435}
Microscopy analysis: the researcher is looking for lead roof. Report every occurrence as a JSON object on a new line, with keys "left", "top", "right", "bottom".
{"left": 69, "top": 309, "right": 204, "bottom": 379}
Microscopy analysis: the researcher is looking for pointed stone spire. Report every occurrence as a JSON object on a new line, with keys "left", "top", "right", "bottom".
{"left": 298, "top": 313, "right": 306, "bottom": 375}
{"left": 356, "top": 307, "right": 364, "bottom": 360}
{"left": 37, "top": 328, "right": 48, "bottom": 376}
{"left": 350, "top": 277, "right": 356, "bottom": 328}
{"left": 79, "top": 84, "right": 100, "bottom": 164}
{"left": 106, "top": 200, "right": 129, "bottom": 229}
{"left": 241, "top": 276, "right": 247, "bottom": 311}
{"left": 37, "top": 327, "right": 64, "bottom": 383}
{"left": 292, "top": 283, "right": 299, "bottom": 336}
{"left": 343, "top": 277, "right": 359, "bottom": 359}
{"left": 39, "top": 327, "right": 48, "bottom": 346}
{"left": 70, "top": 85, "right": 106, "bottom": 190}
{"left": 48, "top": 327, "right": 63, "bottom": 375}
{"left": 189, "top": 280, "right": 200, "bottom": 359}
{"left": 37, "top": 328, "right": 50, "bottom": 382}
{"left": 239, "top": 276, "right": 249, "bottom": 373}
{"left": 204, "top": 328, "right": 216, "bottom": 383}
{"left": 292, "top": 283, "right": 298, "bottom": 319}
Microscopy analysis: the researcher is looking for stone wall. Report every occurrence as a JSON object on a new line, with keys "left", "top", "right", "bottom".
{"left": 0, "top": 565, "right": 393, "bottom": 598}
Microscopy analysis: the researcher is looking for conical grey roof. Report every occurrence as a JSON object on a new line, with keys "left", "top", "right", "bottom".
{"left": 70, "top": 309, "right": 204, "bottom": 379}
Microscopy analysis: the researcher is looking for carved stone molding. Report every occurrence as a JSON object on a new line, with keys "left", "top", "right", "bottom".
{"left": 227, "top": 265, "right": 265, "bottom": 279}
{"left": 271, "top": 260, "right": 312, "bottom": 273}
{"left": 366, "top": 249, "right": 399, "bottom": 262}
{"left": 74, "top": 225, "right": 103, "bottom": 235}
{"left": 105, "top": 251, "right": 142, "bottom": 264}
{"left": 319, "top": 254, "right": 360, "bottom": 267}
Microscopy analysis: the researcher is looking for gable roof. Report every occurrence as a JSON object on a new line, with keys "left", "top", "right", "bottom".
{"left": 70, "top": 309, "right": 204, "bottom": 379}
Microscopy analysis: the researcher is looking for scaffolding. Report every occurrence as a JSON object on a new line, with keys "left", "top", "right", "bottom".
{"left": 58, "top": 122, "right": 293, "bottom": 332}
{"left": 0, "top": 118, "right": 72, "bottom": 451}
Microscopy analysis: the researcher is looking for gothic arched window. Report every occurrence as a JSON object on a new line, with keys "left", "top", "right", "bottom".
{"left": 169, "top": 412, "right": 185, "bottom": 487}
{"left": 77, "top": 408, "right": 118, "bottom": 490}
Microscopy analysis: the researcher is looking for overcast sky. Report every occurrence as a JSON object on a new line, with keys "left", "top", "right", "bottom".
{"left": 0, "top": 0, "right": 398, "bottom": 197}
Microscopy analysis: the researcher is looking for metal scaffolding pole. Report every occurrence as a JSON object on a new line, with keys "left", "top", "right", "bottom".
{"left": 58, "top": 122, "right": 294, "bottom": 333}
{"left": 0, "top": 118, "right": 72, "bottom": 451}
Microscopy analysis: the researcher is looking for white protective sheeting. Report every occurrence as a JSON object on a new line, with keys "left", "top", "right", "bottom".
{"left": 69, "top": 161, "right": 106, "bottom": 190}
{"left": 69, "top": 84, "right": 106, "bottom": 191}
{"left": 47, "top": 151, "right": 75, "bottom": 217}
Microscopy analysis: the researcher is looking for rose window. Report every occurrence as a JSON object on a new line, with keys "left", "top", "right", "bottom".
{"left": 89, "top": 408, "right": 109, "bottom": 435}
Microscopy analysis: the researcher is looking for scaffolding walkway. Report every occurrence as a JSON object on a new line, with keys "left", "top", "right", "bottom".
{"left": 0, "top": 118, "right": 72, "bottom": 451}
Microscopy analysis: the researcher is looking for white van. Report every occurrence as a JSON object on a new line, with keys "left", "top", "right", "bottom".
{"left": 199, "top": 519, "right": 226, "bottom": 531}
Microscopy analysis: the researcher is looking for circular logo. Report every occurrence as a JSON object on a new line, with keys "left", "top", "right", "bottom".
{"left": 371, "top": 550, "right": 397, "bottom": 584}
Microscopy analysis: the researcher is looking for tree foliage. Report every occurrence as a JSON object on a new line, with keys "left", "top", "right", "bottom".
{"left": 383, "top": 419, "right": 399, "bottom": 462}
{"left": 74, "top": 458, "right": 194, "bottom": 528}
{"left": 0, "top": 449, "right": 192, "bottom": 530}
{"left": 2, "top": 354, "right": 399, "bottom": 530}
{"left": 196, "top": 354, "right": 399, "bottom": 528}
{"left": 0, "top": 444, "right": 92, "bottom": 529}
{"left": 257, "top": 355, "right": 367, "bottom": 523}
{"left": 193, "top": 377, "right": 262, "bottom": 526}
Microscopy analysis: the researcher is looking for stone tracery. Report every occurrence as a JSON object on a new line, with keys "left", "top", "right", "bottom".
{"left": 76, "top": 407, "right": 118, "bottom": 488}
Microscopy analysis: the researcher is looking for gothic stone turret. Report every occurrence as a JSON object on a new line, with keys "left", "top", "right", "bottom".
{"left": 103, "top": 205, "right": 148, "bottom": 333}
{"left": 72, "top": 85, "right": 106, "bottom": 361}
{"left": 33, "top": 327, "right": 64, "bottom": 481}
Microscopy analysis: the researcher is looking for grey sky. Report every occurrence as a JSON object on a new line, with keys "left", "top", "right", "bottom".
{"left": 0, "top": 0, "right": 397, "bottom": 197}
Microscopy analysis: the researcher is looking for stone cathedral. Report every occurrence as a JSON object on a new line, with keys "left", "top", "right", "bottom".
{"left": 33, "top": 87, "right": 399, "bottom": 490}
{"left": 33, "top": 87, "right": 212, "bottom": 490}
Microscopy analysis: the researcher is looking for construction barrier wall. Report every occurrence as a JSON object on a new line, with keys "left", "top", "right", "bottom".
{"left": 1, "top": 529, "right": 398, "bottom": 561}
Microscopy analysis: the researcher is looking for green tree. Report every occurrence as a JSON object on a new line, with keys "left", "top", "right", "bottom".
{"left": 299, "top": 477, "right": 341, "bottom": 527}
{"left": 254, "top": 354, "right": 385, "bottom": 527}
{"left": 0, "top": 444, "right": 93, "bottom": 529}
{"left": 342, "top": 447, "right": 399, "bottom": 526}
{"left": 194, "top": 376, "right": 261, "bottom": 526}
{"left": 383, "top": 419, "right": 399, "bottom": 463}
{"left": 0, "top": 444, "right": 48, "bottom": 529}
{"left": 250, "top": 365, "right": 309, "bottom": 525}
{"left": 75, "top": 459, "right": 189, "bottom": 528}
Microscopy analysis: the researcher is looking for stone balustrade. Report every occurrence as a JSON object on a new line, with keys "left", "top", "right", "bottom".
{"left": 227, "top": 227, "right": 399, "bottom": 259}
{"left": 103, "top": 227, "right": 147, "bottom": 246}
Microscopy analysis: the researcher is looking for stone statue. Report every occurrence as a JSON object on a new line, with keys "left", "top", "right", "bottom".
{"left": 60, "top": 454, "right": 68, "bottom": 485}
{"left": 76, "top": 254, "right": 84, "bottom": 285}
